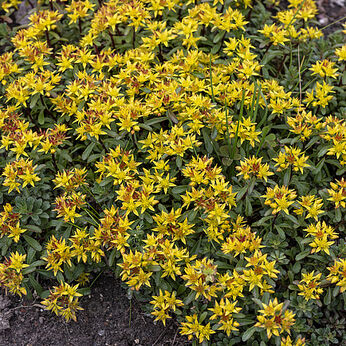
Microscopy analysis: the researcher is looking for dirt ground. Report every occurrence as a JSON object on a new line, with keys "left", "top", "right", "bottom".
{"left": 316, "top": 0, "right": 346, "bottom": 29}
{"left": 0, "top": 275, "right": 188, "bottom": 346}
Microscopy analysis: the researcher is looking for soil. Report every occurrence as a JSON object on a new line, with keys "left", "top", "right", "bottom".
{"left": 0, "top": 275, "right": 188, "bottom": 346}
{"left": 316, "top": 0, "right": 346, "bottom": 35}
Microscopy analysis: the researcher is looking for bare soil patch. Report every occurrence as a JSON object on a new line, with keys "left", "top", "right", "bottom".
{"left": 0, "top": 275, "right": 188, "bottom": 346}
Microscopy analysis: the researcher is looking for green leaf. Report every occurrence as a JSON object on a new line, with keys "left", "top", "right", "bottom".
{"left": 333, "top": 286, "right": 340, "bottom": 297}
{"left": 23, "top": 235, "right": 42, "bottom": 252}
{"left": 199, "top": 312, "right": 208, "bottom": 323}
{"left": 78, "top": 287, "right": 91, "bottom": 296}
{"left": 183, "top": 290, "right": 196, "bottom": 305}
{"left": 275, "top": 225, "right": 286, "bottom": 239}
{"left": 284, "top": 214, "right": 299, "bottom": 226}
{"left": 40, "top": 290, "right": 50, "bottom": 299}
{"left": 202, "top": 128, "right": 213, "bottom": 154}
{"left": 167, "top": 110, "right": 178, "bottom": 124}
{"left": 139, "top": 123, "right": 152, "bottom": 131}
{"left": 82, "top": 142, "right": 96, "bottom": 161}
{"left": 172, "top": 185, "right": 189, "bottom": 194}
{"left": 335, "top": 208, "right": 341, "bottom": 222}
{"left": 236, "top": 185, "right": 248, "bottom": 201}
{"left": 292, "top": 262, "right": 301, "bottom": 274}
{"left": 211, "top": 42, "right": 221, "bottom": 54}
{"left": 317, "top": 146, "right": 330, "bottom": 158}
{"left": 145, "top": 117, "right": 166, "bottom": 126}
{"left": 176, "top": 156, "right": 182, "bottom": 169}
{"left": 25, "top": 224, "right": 42, "bottom": 233}
{"left": 295, "top": 249, "right": 310, "bottom": 261}
{"left": 29, "top": 274, "right": 43, "bottom": 295}
{"left": 108, "top": 249, "right": 117, "bottom": 267}
{"left": 251, "top": 298, "right": 263, "bottom": 307}
{"left": 242, "top": 326, "right": 258, "bottom": 342}
{"left": 283, "top": 169, "right": 291, "bottom": 186}
{"left": 56, "top": 271, "right": 64, "bottom": 282}
{"left": 30, "top": 94, "right": 40, "bottom": 109}
{"left": 213, "top": 31, "right": 225, "bottom": 43}
{"left": 324, "top": 287, "right": 332, "bottom": 305}
{"left": 38, "top": 110, "right": 45, "bottom": 125}
{"left": 313, "top": 159, "right": 325, "bottom": 174}
{"left": 23, "top": 260, "right": 46, "bottom": 274}
{"left": 245, "top": 196, "right": 253, "bottom": 216}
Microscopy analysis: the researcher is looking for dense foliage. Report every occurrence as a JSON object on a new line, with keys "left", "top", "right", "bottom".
{"left": 0, "top": 0, "right": 345, "bottom": 344}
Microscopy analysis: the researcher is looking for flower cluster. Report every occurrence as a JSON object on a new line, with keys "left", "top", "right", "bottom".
{"left": 327, "top": 178, "right": 346, "bottom": 208}
{"left": 0, "top": 203, "right": 26, "bottom": 242}
{"left": 180, "top": 314, "right": 215, "bottom": 344}
{"left": 41, "top": 282, "right": 83, "bottom": 321}
{"left": 236, "top": 156, "right": 273, "bottom": 181}
{"left": 327, "top": 259, "right": 346, "bottom": 293}
{"left": 0, "top": 252, "right": 28, "bottom": 296}
{"left": 255, "top": 298, "right": 295, "bottom": 339}
{"left": 2, "top": 158, "right": 40, "bottom": 193}
{"left": 150, "top": 290, "right": 183, "bottom": 326}
{"left": 297, "top": 271, "right": 323, "bottom": 301}
{"left": 294, "top": 195, "right": 324, "bottom": 220}
{"left": 262, "top": 185, "right": 297, "bottom": 214}
{"left": 304, "top": 221, "right": 338, "bottom": 255}
{"left": 273, "top": 146, "right": 309, "bottom": 174}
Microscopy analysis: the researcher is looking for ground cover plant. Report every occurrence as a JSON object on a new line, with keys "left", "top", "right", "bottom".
{"left": 0, "top": 0, "right": 345, "bottom": 344}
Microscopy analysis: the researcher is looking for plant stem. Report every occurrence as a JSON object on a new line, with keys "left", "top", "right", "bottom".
{"left": 216, "top": 31, "right": 227, "bottom": 54}
{"left": 261, "top": 41, "right": 273, "bottom": 64}
{"left": 272, "top": 213, "right": 278, "bottom": 232}
{"left": 108, "top": 30, "right": 115, "bottom": 49}
{"left": 25, "top": 108, "right": 39, "bottom": 131}
{"left": 99, "top": 137, "right": 107, "bottom": 151}
{"left": 158, "top": 43, "right": 164, "bottom": 63}
{"left": 209, "top": 55, "right": 215, "bottom": 103}
{"left": 132, "top": 27, "right": 136, "bottom": 49}
{"left": 78, "top": 18, "right": 82, "bottom": 35}
{"left": 129, "top": 299, "right": 132, "bottom": 327}
{"left": 45, "top": 29, "right": 52, "bottom": 50}
{"left": 52, "top": 152, "right": 58, "bottom": 172}
{"left": 277, "top": 53, "right": 287, "bottom": 76}
{"left": 40, "top": 94, "right": 57, "bottom": 121}
{"left": 89, "top": 270, "right": 104, "bottom": 288}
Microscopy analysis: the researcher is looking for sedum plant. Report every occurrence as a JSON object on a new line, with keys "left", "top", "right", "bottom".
{"left": 0, "top": 0, "right": 345, "bottom": 344}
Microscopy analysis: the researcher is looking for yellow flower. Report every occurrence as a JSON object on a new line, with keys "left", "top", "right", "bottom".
{"left": 304, "top": 221, "right": 338, "bottom": 255}
{"left": 310, "top": 59, "right": 338, "bottom": 79}
{"left": 327, "top": 259, "right": 346, "bottom": 293}
{"left": 209, "top": 298, "right": 241, "bottom": 336}
{"left": 41, "top": 282, "right": 83, "bottom": 322}
{"left": 8, "top": 252, "right": 29, "bottom": 273}
{"left": 180, "top": 314, "right": 215, "bottom": 343}
{"left": 262, "top": 185, "right": 297, "bottom": 214}
{"left": 273, "top": 146, "right": 309, "bottom": 174}
{"left": 150, "top": 290, "right": 183, "bottom": 325}
{"left": 327, "top": 178, "right": 346, "bottom": 208}
{"left": 236, "top": 156, "right": 274, "bottom": 181}
{"left": 294, "top": 195, "right": 324, "bottom": 220}
{"left": 297, "top": 271, "right": 323, "bottom": 300}
{"left": 335, "top": 44, "right": 346, "bottom": 61}
{"left": 0, "top": 252, "right": 27, "bottom": 297}
{"left": 255, "top": 298, "right": 295, "bottom": 339}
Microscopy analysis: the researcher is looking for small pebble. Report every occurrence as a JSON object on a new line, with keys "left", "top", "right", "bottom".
{"left": 98, "top": 329, "right": 105, "bottom": 336}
